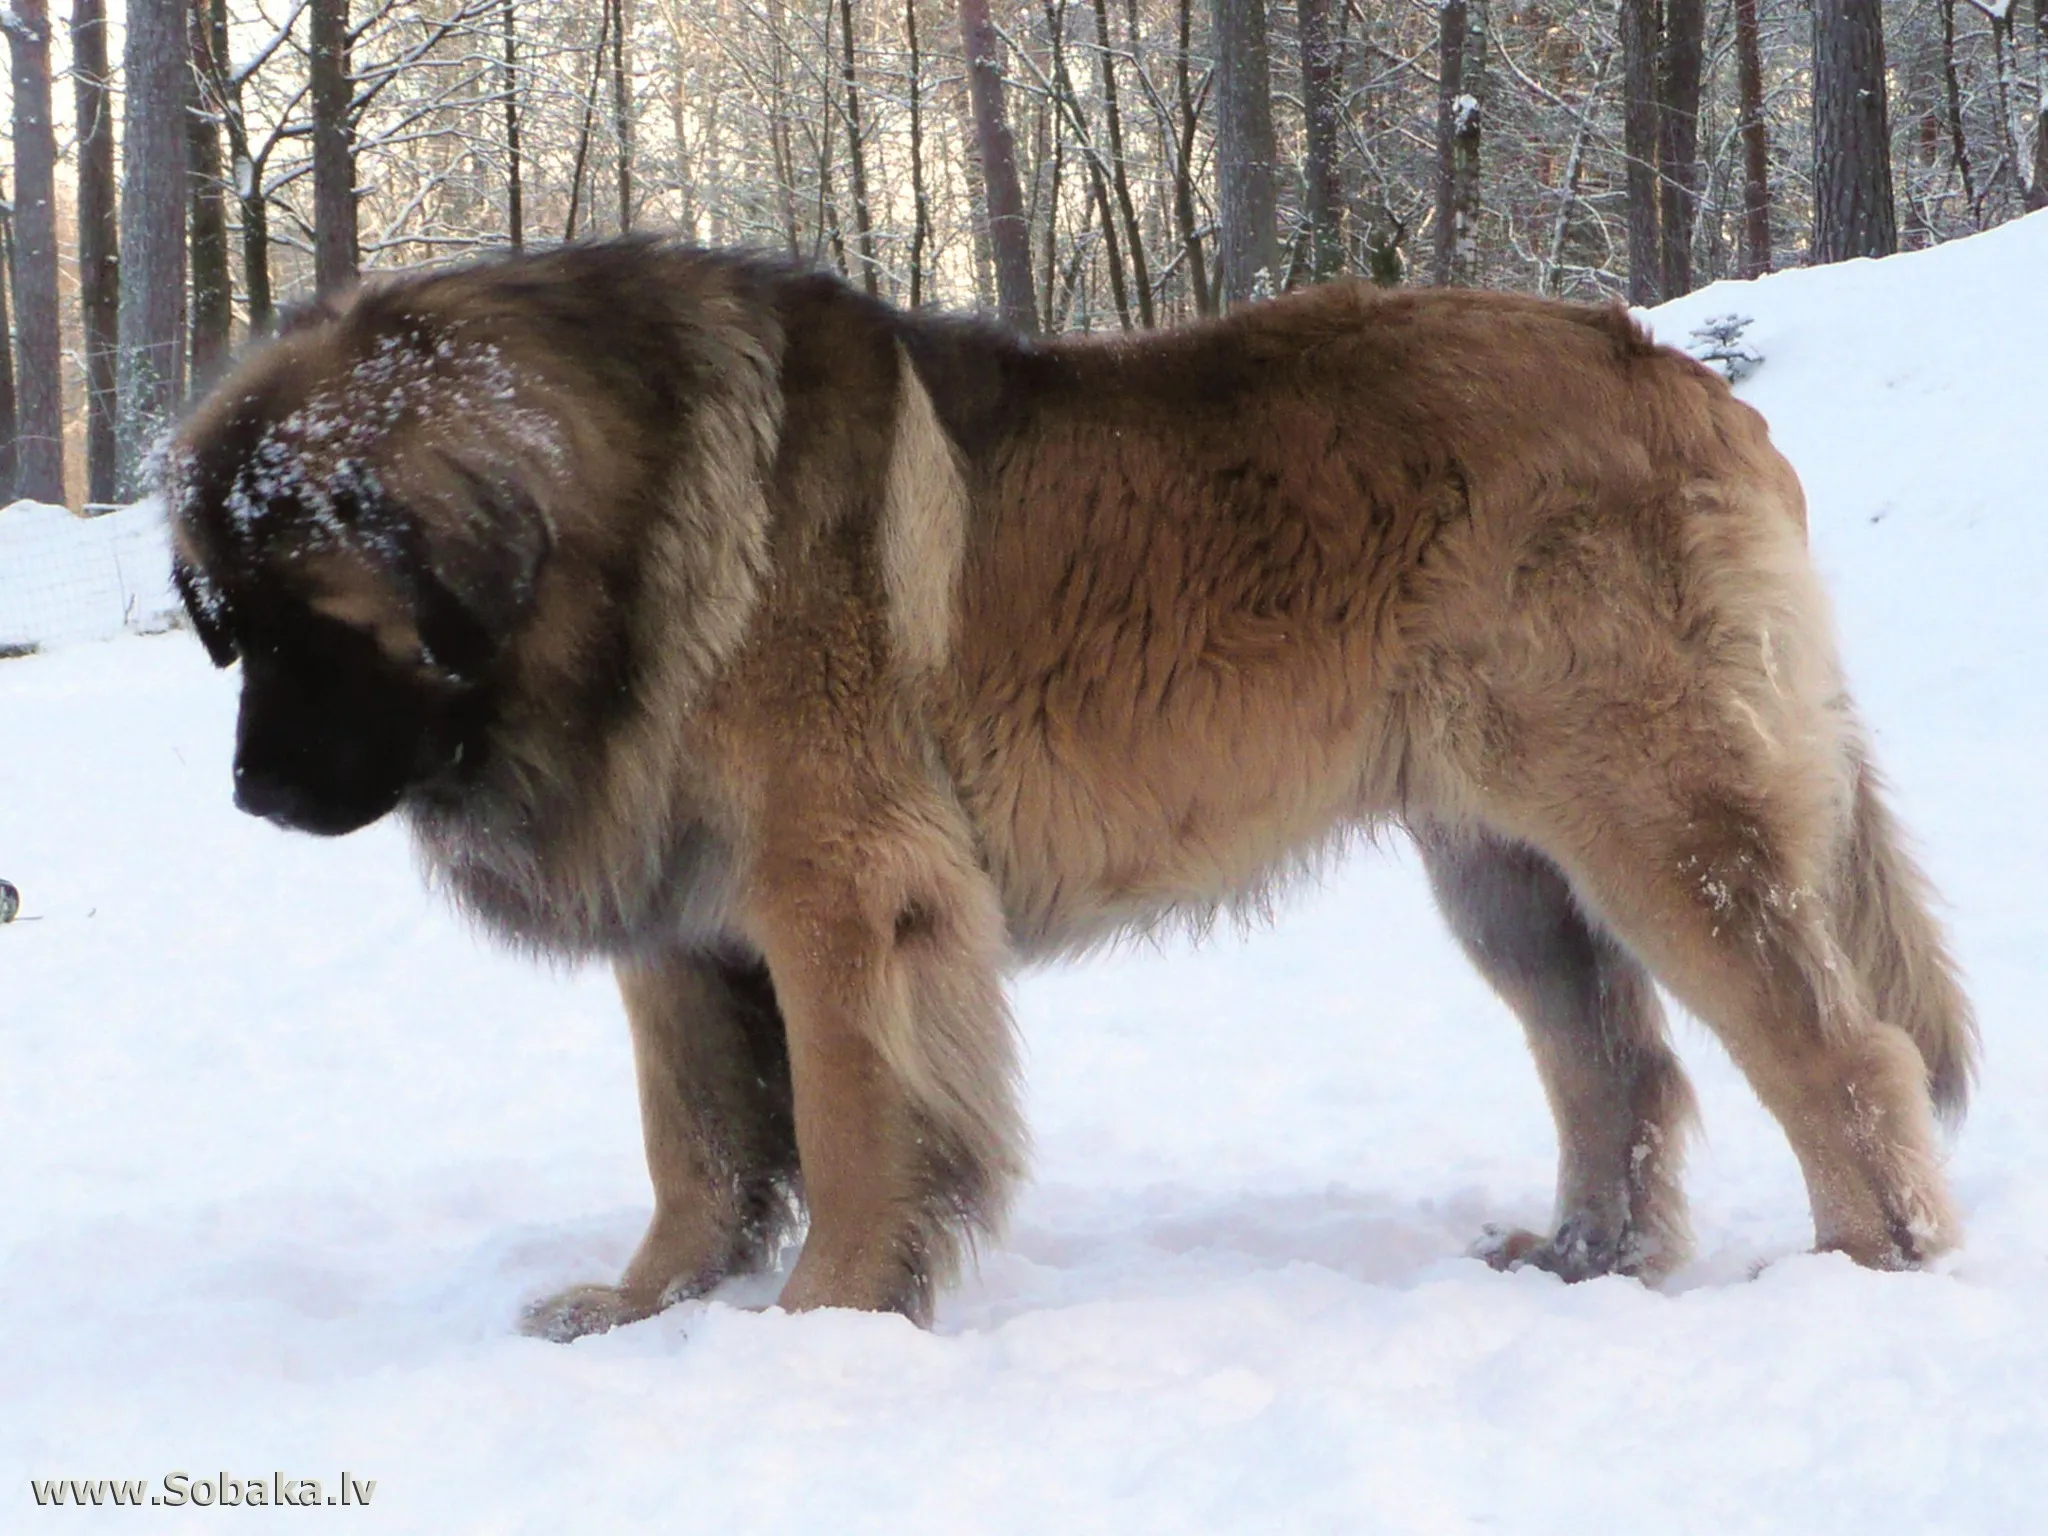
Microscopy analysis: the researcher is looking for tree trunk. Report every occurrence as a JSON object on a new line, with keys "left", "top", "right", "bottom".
{"left": 1734, "top": 0, "right": 1773, "bottom": 277}
{"left": 1299, "top": 0, "right": 1345, "bottom": 283}
{"left": 1991, "top": 10, "right": 2044, "bottom": 212}
{"left": 241, "top": 171, "right": 273, "bottom": 334}
{"left": 1212, "top": 0, "right": 1278, "bottom": 305}
{"left": 1938, "top": 0, "right": 1976, "bottom": 216}
{"left": 767, "top": 0, "right": 800, "bottom": 255}
{"left": 1657, "top": 0, "right": 1703, "bottom": 296}
{"left": 7, "top": 0, "right": 64, "bottom": 503}
{"left": 117, "top": 0, "right": 188, "bottom": 497}
{"left": 905, "top": 0, "right": 930, "bottom": 307}
{"left": 1453, "top": 0, "right": 1486, "bottom": 285}
{"left": 838, "top": 0, "right": 880, "bottom": 293}
{"left": 1434, "top": 0, "right": 1465, "bottom": 286}
{"left": 503, "top": 0, "right": 523, "bottom": 249}
{"left": 1812, "top": 0, "right": 1897, "bottom": 262}
{"left": 1173, "top": 0, "right": 1211, "bottom": 315}
{"left": 1543, "top": 45, "right": 1610, "bottom": 294}
{"left": 564, "top": 0, "right": 609, "bottom": 241}
{"left": 2033, "top": 0, "right": 2048, "bottom": 210}
{"left": 612, "top": 0, "right": 633, "bottom": 230}
{"left": 310, "top": 0, "right": 359, "bottom": 295}
{"left": 198, "top": 10, "right": 272, "bottom": 336}
{"left": 189, "top": 0, "right": 233, "bottom": 389}
{"left": 1045, "top": 0, "right": 1133, "bottom": 329}
{"left": 2031, "top": 0, "right": 2048, "bottom": 210}
{"left": 1620, "top": 0, "right": 1662, "bottom": 303}
{"left": 0, "top": 188, "right": 18, "bottom": 502}
{"left": 1433, "top": 0, "right": 1484, "bottom": 287}
{"left": 815, "top": 52, "right": 848, "bottom": 276}
{"left": 71, "top": 0, "right": 118, "bottom": 503}
{"left": 1093, "top": 0, "right": 1153, "bottom": 324}
{"left": 1039, "top": 95, "right": 1066, "bottom": 332}
{"left": 959, "top": 0, "right": 1038, "bottom": 330}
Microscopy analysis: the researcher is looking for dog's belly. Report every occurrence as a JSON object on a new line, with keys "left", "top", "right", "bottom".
{"left": 943, "top": 677, "right": 1405, "bottom": 958}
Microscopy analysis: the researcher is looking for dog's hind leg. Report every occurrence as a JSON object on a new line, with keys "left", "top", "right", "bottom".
{"left": 521, "top": 948, "right": 799, "bottom": 1341}
{"left": 1418, "top": 825, "right": 1698, "bottom": 1281}
{"left": 1498, "top": 746, "right": 1960, "bottom": 1271}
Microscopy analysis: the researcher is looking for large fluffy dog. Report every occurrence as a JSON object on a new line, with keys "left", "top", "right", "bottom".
{"left": 165, "top": 240, "right": 1974, "bottom": 1334}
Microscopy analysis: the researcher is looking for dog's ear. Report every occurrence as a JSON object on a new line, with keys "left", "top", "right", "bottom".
{"left": 405, "top": 565, "right": 499, "bottom": 686}
{"left": 431, "top": 455, "right": 554, "bottom": 644}
{"left": 173, "top": 557, "right": 238, "bottom": 667}
{"left": 374, "top": 459, "right": 551, "bottom": 687}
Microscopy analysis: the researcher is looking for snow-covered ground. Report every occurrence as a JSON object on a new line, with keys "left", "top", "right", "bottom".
{"left": 4, "top": 216, "right": 2045, "bottom": 1531}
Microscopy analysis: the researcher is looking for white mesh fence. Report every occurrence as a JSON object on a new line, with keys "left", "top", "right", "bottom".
{"left": 0, "top": 498, "right": 184, "bottom": 656}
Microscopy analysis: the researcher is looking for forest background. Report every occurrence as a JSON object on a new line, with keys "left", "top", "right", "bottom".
{"left": 0, "top": 0, "right": 2040, "bottom": 511}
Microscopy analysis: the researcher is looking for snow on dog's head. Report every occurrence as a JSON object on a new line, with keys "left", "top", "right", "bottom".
{"left": 161, "top": 272, "right": 570, "bottom": 837}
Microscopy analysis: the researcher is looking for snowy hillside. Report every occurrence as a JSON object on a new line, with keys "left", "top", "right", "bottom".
{"left": 4, "top": 215, "right": 2046, "bottom": 1531}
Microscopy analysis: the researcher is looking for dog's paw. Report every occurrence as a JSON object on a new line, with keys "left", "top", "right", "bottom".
{"left": 1469, "top": 1223, "right": 1547, "bottom": 1271}
{"left": 1470, "top": 1219, "right": 1652, "bottom": 1282}
{"left": 518, "top": 1282, "right": 661, "bottom": 1343}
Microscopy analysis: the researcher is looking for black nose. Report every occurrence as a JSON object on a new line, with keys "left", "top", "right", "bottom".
{"left": 233, "top": 760, "right": 312, "bottom": 827}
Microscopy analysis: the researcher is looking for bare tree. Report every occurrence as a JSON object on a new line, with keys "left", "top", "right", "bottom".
{"left": 1172, "top": 0, "right": 1211, "bottom": 314}
{"left": 0, "top": 179, "right": 17, "bottom": 501}
{"left": 118, "top": 0, "right": 190, "bottom": 496}
{"left": 190, "top": 0, "right": 234, "bottom": 385}
{"left": 503, "top": 0, "right": 524, "bottom": 249}
{"left": 1938, "top": 0, "right": 1977, "bottom": 217}
{"left": 1036, "top": 0, "right": 1134, "bottom": 327}
{"left": 1092, "top": 0, "right": 1154, "bottom": 323}
{"left": 766, "top": 0, "right": 801, "bottom": 253}
{"left": 1540, "top": 43, "right": 1611, "bottom": 295}
{"left": 311, "top": 0, "right": 359, "bottom": 293}
{"left": 2034, "top": 0, "right": 2048, "bottom": 209}
{"left": 1212, "top": 0, "right": 1278, "bottom": 303}
{"left": 1734, "top": 0, "right": 1773, "bottom": 276}
{"left": 564, "top": 0, "right": 612, "bottom": 241}
{"left": 905, "top": 0, "right": 930, "bottom": 305}
{"left": 205, "top": 0, "right": 296, "bottom": 337}
{"left": 612, "top": 0, "right": 634, "bottom": 229}
{"left": 838, "top": 0, "right": 880, "bottom": 293}
{"left": 1620, "top": 0, "right": 1661, "bottom": 301}
{"left": 6, "top": 0, "right": 64, "bottom": 503}
{"left": 1813, "top": 0, "right": 1897, "bottom": 261}
{"left": 960, "top": 0, "right": 1039, "bottom": 329}
{"left": 71, "top": 0, "right": 118, "bottom": 502}
{"left": 1299, "top": 0, "right": 1345, "bottom": 282}
{"left": 1433, "top": 0, "right": 1485, "bottom": 287}
{"left": 1657, "top": 0, "right": 1703, "bottom": 295}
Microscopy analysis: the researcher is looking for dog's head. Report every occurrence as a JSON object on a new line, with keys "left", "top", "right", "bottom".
{"left": 165, "top": 290, "right": 560, "bottom": 837}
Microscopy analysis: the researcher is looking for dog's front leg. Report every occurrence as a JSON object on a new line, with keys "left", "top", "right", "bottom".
{"left": 739, "top": 791, "right": 1023, "bottom": 1324}
{"left": 520, "top": 948, "right": 798, "bottom": 1341}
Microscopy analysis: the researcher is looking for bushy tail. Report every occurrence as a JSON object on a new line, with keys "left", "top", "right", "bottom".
{"left": 1834, "top": 744, "right": 1978, "bottom": 1127}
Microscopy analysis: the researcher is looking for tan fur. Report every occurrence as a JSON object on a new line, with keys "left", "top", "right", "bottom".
{"left": 165, "top": 242, "right": 1976, "bottom": 1333}
{"left": 879, "top": 343, "right": 970, "bottom": 678}
{"left": 300, "top": 551, "right": 425, "bottom": 665}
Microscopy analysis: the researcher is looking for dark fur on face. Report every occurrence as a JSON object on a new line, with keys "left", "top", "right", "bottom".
{"left": 169, "top": 463, "right": 497, "bottom": 837}
{"left": 228, "top": 598, "right": 480, "bottom": 835}
{"left": 166, "top": 238, "right": 1974, "bottom": 1336}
